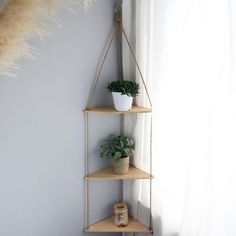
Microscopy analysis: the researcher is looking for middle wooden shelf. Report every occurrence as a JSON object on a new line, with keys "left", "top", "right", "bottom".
{"left": 85, "top": 166, "right": 154, "bottom": 180}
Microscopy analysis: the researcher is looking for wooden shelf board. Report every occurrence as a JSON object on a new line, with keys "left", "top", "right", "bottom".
{"left": 84, "top": 106, "right": 152, "bottom": 114}
{"left": 84, "top": 216, "right": 152, "bottom": 233}
{"left": 85, "top": 166, "right": 154, "bottom": 180}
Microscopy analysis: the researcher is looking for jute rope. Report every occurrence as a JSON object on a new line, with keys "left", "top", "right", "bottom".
{"left": 86, "top": 24, "right": 152, "bottom": 109}
{"left": 120, "top": 114, "right": 124, "bottom": 203}
{"left": 85, "top": 113, "right": 90, "bottom": 227}
{"left": 87, "top": 25, "right": 119, "bottom": 108}
{"left": 121, "top": 27, "right": 152, "bottom": 108}
{"left": 150, "top": 115, "right": 153, "bottom": 230}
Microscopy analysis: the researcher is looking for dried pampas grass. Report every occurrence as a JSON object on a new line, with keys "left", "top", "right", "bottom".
{"left": 0, "top": 0, "right": 93, "bottom": 76}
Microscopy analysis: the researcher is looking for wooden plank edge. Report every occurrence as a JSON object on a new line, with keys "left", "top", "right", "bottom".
{"left": 84, "top": 227, "right": 153, "bottom": 233}
{"left": 83, "top": 107, "right": 152, "bottom": 114}
{"left": 84, "top": 174, "right": 154, "bottom": 180}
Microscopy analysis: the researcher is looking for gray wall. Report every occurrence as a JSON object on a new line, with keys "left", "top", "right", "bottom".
{"left": 0, "top": 1, "right": 121, "bottom": 236}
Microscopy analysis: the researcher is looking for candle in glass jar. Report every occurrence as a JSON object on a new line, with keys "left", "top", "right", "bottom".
{"left": 113, "top": 203, "right": 129, "bottom": 227}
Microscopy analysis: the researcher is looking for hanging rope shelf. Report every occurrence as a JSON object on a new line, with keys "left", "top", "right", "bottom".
{"left": 84, "top": 2, "right": 153, "bottom": 234}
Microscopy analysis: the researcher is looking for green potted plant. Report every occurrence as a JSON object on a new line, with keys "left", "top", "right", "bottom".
{"left": 107, "top": 80, "right": 140, "bottom": 111}
{"left": 100, "top": 135, "right": 135, "bottom": 174}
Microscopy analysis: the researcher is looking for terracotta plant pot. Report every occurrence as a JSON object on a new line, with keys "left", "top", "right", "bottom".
{"left": 112, "top": 92, "right": 133, "bottom": 111}
{"left": 113, "top": 203, "right": 129, "bottom": 227}
{"left": 113, "top": 156, "right": 129, "bottom": 175}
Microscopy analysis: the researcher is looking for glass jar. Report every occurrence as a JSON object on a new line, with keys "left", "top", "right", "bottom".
{"left": 113, "top": 203, "right": 129, "bottom": 227}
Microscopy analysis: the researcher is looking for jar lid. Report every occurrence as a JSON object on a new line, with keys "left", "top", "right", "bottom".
{"left": 114, "top": 203, "right": 128, "bottom": 211}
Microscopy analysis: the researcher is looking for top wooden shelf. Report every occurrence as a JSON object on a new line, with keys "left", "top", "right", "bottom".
{"left": 84, "top": 106, "right": 152, "bottom": 114}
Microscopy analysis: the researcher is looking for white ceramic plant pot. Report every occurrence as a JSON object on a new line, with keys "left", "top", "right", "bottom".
{"left": 112, "top": 92, "right": 133, "bottom": 111}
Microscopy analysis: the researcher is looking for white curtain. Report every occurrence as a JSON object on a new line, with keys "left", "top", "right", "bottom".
{"left": 123, "top": 1, "right": 236, "bottom": 236}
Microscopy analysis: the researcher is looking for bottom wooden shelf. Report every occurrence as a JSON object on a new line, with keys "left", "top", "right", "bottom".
{"left": 84, "top": 216, "right": 152, "bottom": 233}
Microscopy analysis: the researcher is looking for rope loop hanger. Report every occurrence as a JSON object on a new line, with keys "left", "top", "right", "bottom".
{"left": 87, "top": 4, "right": 152, "bottom": 109}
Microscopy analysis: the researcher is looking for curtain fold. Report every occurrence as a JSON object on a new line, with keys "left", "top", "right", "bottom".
{"left": 123, "top": 0, "right": 236, "bottom": 236}
{"left": 123, "top": 1, "right": 155, "bottom": 235}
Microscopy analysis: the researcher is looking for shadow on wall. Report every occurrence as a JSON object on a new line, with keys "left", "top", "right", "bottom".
{"left": 153, "top": 213, "right": 162, "bottom": 236}
{"left": 133, "top": 201, "right": 164, "bottom": 236}
{"left": 152, "top": 212, "right": 179, "bottom": 236}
